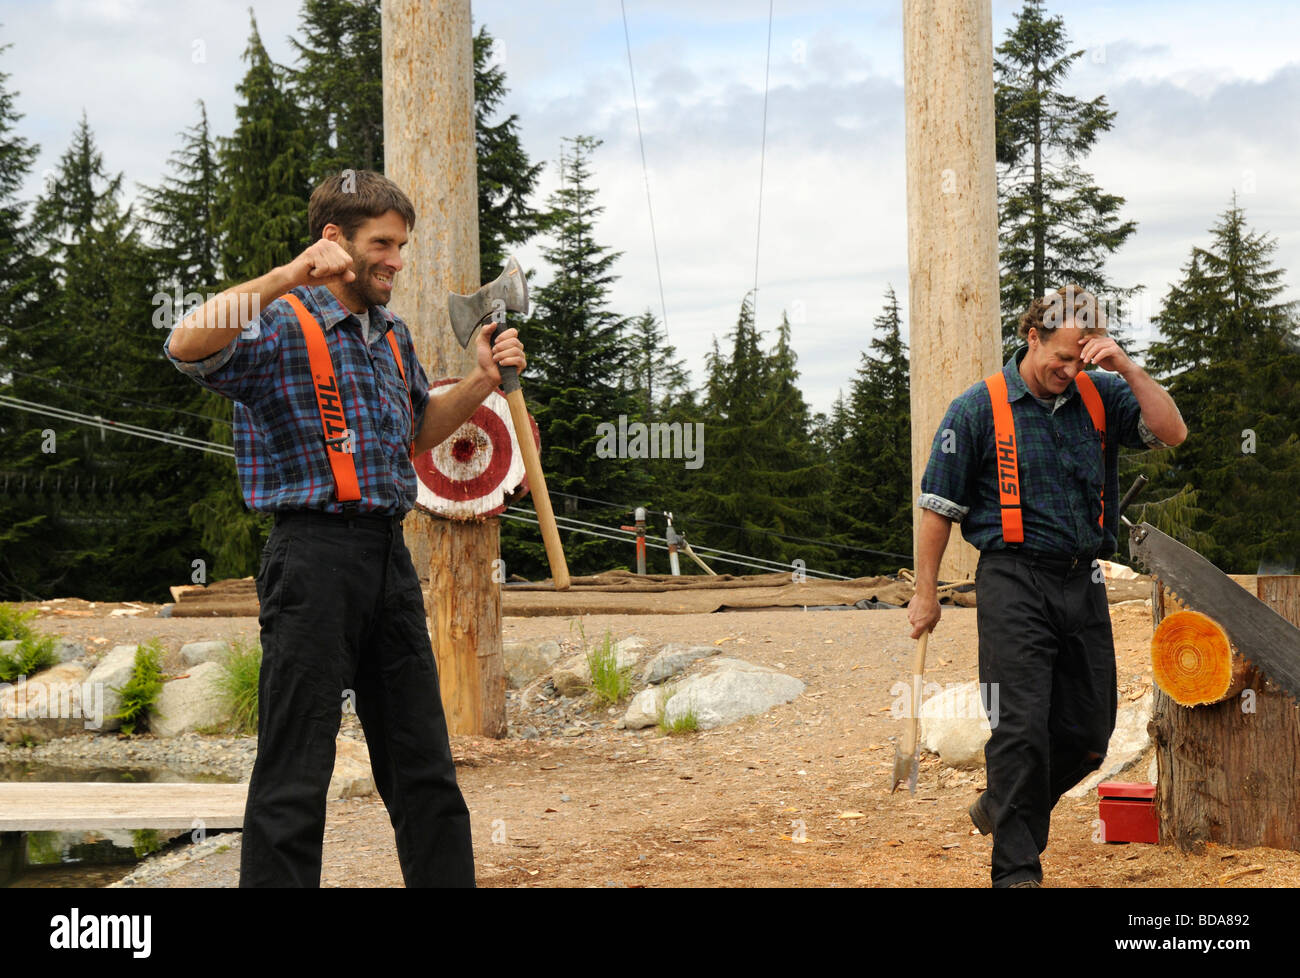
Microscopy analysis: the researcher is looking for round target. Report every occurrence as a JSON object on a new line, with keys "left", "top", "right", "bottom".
{"left": 414, "top": 379, "right": 539, "bottom": 520}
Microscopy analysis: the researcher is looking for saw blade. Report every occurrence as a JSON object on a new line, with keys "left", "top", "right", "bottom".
{"left": 1129, "top": 522, "right": 1300, "bottom": 703}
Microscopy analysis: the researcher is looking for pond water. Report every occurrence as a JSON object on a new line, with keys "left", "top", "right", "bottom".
{"left": 1, "top": 761, "right": 239, "bottom": 888}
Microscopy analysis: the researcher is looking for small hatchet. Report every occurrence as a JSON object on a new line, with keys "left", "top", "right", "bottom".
{"left": 891, "top": 632, "right": 928, "bottom": 794}
{"left": 448, "top": 257, "right": 571, "bottom": 591}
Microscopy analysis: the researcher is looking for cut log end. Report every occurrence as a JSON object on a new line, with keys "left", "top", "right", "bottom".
{"left": 1151, "top": 609, "right": 1253, "bottom": 706}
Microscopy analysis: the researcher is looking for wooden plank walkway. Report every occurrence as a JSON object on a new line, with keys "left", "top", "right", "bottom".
{"left": 0, "top": 782, "right": 247, "bottom": 831}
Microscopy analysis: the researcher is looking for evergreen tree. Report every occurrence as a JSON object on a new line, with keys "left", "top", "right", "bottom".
{"left": 139, "top": 100, "right": 266, "bottom": 580}
{"left": 624, "top": 309, "right": 690, "bottom": 417}
{"left": 474, "top": 25, "right": 544, "bottom": 284}
{"left": 996, "top": 0, "right": 1138, "bottom": 352}
{"left": 679, "top": 296, "right": 835, "bottom": 574}
{"left": 219, "top": 12, "right": 312, "bottom": 285}
{"left": 0, "top": 39, "right": 49, "bottom": 598}
{"left": 834, "top": 287, "right": 913, "bottom": 576}
{"left": 1142, "top": 198, "right": 1300, "bottom": 571}
{"left": 6, "top": 116, "right": 193, "bottom": 600}
{"left": 500, "top": 135, "right": 638, "bottom": 578}
{"left": 290, "top": 0, "right": 384, "bottom": 178}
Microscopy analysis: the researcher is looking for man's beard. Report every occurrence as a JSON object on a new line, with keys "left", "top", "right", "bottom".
{"left": 343, "top": 244, "right": 393, "bottom": 309}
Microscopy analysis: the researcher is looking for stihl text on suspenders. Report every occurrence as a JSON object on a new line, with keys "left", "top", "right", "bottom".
{"left": 984, "top": 369, "right": 1106, "bottom": 545}
{"left": 282, "top": 292, "right": 413, "bottom": 512}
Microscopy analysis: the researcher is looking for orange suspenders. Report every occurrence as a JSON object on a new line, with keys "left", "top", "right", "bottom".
{"left": 282, "top": 293, "right": 413, "bottom": 512}
{"left": 984, "top": 370, "right": 1106, "bottom": 545}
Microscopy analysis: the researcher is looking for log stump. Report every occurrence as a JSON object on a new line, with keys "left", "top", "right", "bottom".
{"left": 1151, "top": 576, "right": 1300, "bottom": 851}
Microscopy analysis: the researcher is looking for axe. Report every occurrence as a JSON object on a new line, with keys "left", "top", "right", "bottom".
{"left": 448, "top": 257, "right": 571, "bottom": 590}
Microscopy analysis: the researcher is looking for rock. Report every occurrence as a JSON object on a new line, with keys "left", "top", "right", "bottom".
{"left": 157, "top": 604, "right": 174, "bottom": 618}
{"left": 621, "top": 687, "right": 665, "bottom": 730}
{"left": 0, "top": 661, "right": 96, "bottom": 744}
{"left": 661, "top": 659, "right": 804, "bottom": 730}
{"left": 503, "top": 639, "right": 563, "bottom": 689}
{"left": 919, "top": 682, "right": 993, "bottom": 768}
{"left": 1066, "top": 690, "right": 1155, "bottom": 798}
{"left": 550, "top": 654, "right": 590, "bottom": 697}
{"left": 615, "top": 636, "right": 649, "bottom": 655}
{"left": 85, "top": 644, "right": 140, "bottom": 733}
{"left": 329, "top": 738, "right": 374, "bottom": 799}
{"left": 53, "top": 638, "right": 86, "bottom": 663}
{"left": 642, "top": 644, "right": 717, "bottom": 684}
{"left": 150, "top": 662, "right": 228, "bottom": 737}
{"left": 179, "top": 641, "right": 231, "bottom": 668}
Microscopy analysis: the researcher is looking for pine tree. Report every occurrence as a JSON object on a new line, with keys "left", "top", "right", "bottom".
{"left": 996, "top": 0, "right": 1138, "bottom": 352}
{"left": 139, "top": 100, "right": 267, "bottom": 580}
{"left": 0, "top": 38, "right": 49, "bottom": 598}
{"left": 500, "top": 135, "right": 638, "bottom": 577}
{"left": 8, "top": 116, "right": 194, "bottom": 600}
{"left": 474, "top": 25, "right": 544, "bottom": 284}
{"left": 624, "top": 309, "right": 690, "bottom": 417}
{"left": 834, "top": 287, "right": 913, "bottom": 576}
{"left": 1142, "top": 198, "right": 1300, "bottom": 571}
{"left": 290, "top": 0, "right": 384, "bottom": 178}
{"left": 219, "top": 12, "right": 312, "bottom": 285}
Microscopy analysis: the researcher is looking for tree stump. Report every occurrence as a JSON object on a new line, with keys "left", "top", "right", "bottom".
{"left": 1151, "top": 575, "right": 1300, "bottom": 851}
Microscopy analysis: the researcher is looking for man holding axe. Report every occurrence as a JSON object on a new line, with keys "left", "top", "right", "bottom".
{"left": 905, "top": 286, "right": 1186, "bottom": 888}
{"left": 164, "top": 169, "right": 526, "bottom": 887}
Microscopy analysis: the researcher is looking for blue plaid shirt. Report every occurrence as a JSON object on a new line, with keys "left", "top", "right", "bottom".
{"left": 165, "top": 285, "right": 430, "bottom": 515}
{"left": 919, "top": 346, "right": 1166, "bottom": 557}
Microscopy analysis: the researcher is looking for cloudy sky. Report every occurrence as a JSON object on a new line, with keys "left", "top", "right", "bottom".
{"left": 4, "top": 0, "right": 1297, "bottom": 413}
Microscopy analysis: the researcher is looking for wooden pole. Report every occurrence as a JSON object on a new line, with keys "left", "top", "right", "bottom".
{"left": 1151, "top": 576, "right": 1300, "bottom": 851}
{"left": 902, "top": 0, "right": 1002, "bottom": 582}
{"left": 382, "top": 0, "right": 506, "bottom": 737}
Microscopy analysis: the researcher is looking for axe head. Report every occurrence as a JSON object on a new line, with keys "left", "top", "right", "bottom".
{"left": 447, "top": 256, "right": 529, "bottom": 348}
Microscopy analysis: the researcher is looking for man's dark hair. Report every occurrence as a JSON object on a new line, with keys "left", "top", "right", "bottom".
{"left": 308, "top": 169, "right": 417, "bottom": 242}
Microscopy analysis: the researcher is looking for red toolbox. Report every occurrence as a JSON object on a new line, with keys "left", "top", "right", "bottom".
{"left": 1097, "top": 781, "right": 1158, "bottom": 844}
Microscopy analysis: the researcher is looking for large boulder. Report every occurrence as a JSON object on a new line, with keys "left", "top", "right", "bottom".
{"left": 0, "top": 661, "right": 95, "bottom": 743}
{"left": 150, "top": 662, "right": 227, "bottom": 737}
{"left": 503, "top": 639, "right": 563, "bottom": 689}
{"left": 330, "top": 738, "right": 375, "bottom": 799}
{"left": 642, "top": 644, "right": 717, "bottom": 684}
{"left": 85, "top": 645, "right": 141, "bottom": 733}
{"left": 179, "top": 641, "right": 231, "bottom": 667}
{"left": 919, "top": 682, "right": 993, "bottom": 768}
{"left": 661, "top": 658, "right": 804, "bottom": 730}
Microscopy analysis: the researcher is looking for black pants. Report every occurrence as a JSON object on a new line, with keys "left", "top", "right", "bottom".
{"left": 975, "top": 550, "right": 1117, "bottom": 887}
{"left": 239, "top": 511, "right": 475, "bottom": 887}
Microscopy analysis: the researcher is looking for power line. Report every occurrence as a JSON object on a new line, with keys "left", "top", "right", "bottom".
{"left": 752, "top": 0, "right": 775, "bottom": 320}
{"left": 546, "top": 489, "right": 912, "bottom": 560}
{"left": 2, "top": 367, "right": 230, "bottom": 425}
{"left": 0, "top": 395, "right": 235, "bottom": 457}
{"left": 620, "top": 0, "right": 670, "bottom": 334}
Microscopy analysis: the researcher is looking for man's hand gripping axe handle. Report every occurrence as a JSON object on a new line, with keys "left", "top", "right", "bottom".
{"left": 448, "top": 257, "right": 571, "bottom": 590}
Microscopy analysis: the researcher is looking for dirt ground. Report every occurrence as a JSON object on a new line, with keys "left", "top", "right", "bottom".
{"left": 18, "top": 598, "right": 1300, "bottom": 888}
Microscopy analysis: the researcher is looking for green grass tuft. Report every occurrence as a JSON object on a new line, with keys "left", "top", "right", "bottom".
{"left": 585, "top": 629, "right": 632, "bottom": 705}
{"left": 215, "top": 636, "right": 261, "bottom": 735}
{"left": 656, "top": 685, "right": 700, "bottom": 735}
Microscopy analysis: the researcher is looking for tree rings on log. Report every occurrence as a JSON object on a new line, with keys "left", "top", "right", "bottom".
{"left": 1151, "top": 609, "right": 1254, "bottom": 706}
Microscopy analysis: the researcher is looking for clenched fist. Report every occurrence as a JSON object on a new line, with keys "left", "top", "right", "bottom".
{"left": 282, "top": 238, "right": 356, "bottom": 291}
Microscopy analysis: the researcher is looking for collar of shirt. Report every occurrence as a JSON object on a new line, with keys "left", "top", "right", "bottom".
{"left": 301, "top": 284, "right": 396, "bottom": 337}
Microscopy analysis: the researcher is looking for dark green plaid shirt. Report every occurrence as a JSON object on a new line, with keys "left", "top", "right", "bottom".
{"left": 918, "top": 346, "right": 1165, "bottom": 557}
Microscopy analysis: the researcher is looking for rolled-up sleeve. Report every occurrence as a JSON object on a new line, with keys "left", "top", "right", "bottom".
{"left": 918, "top": 391, "right": 985, "bottom": 523}
{"left": 1098, "top": 371, "right": 1169, "bottom": 450}
{"left": 163, "top": 305, "right": 282, "bottom": 404}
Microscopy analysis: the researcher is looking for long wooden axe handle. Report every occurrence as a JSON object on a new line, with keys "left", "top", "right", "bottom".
{"left": 492, "top": 312, "right": 570, "bottom": 591}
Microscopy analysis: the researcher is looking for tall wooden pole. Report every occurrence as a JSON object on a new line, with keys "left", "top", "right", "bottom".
{"left": 902, "top": 0, "right": 1002, "bottom": 582}
{"left": 382, "top": 0, "right": 506, "bottom": 737}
